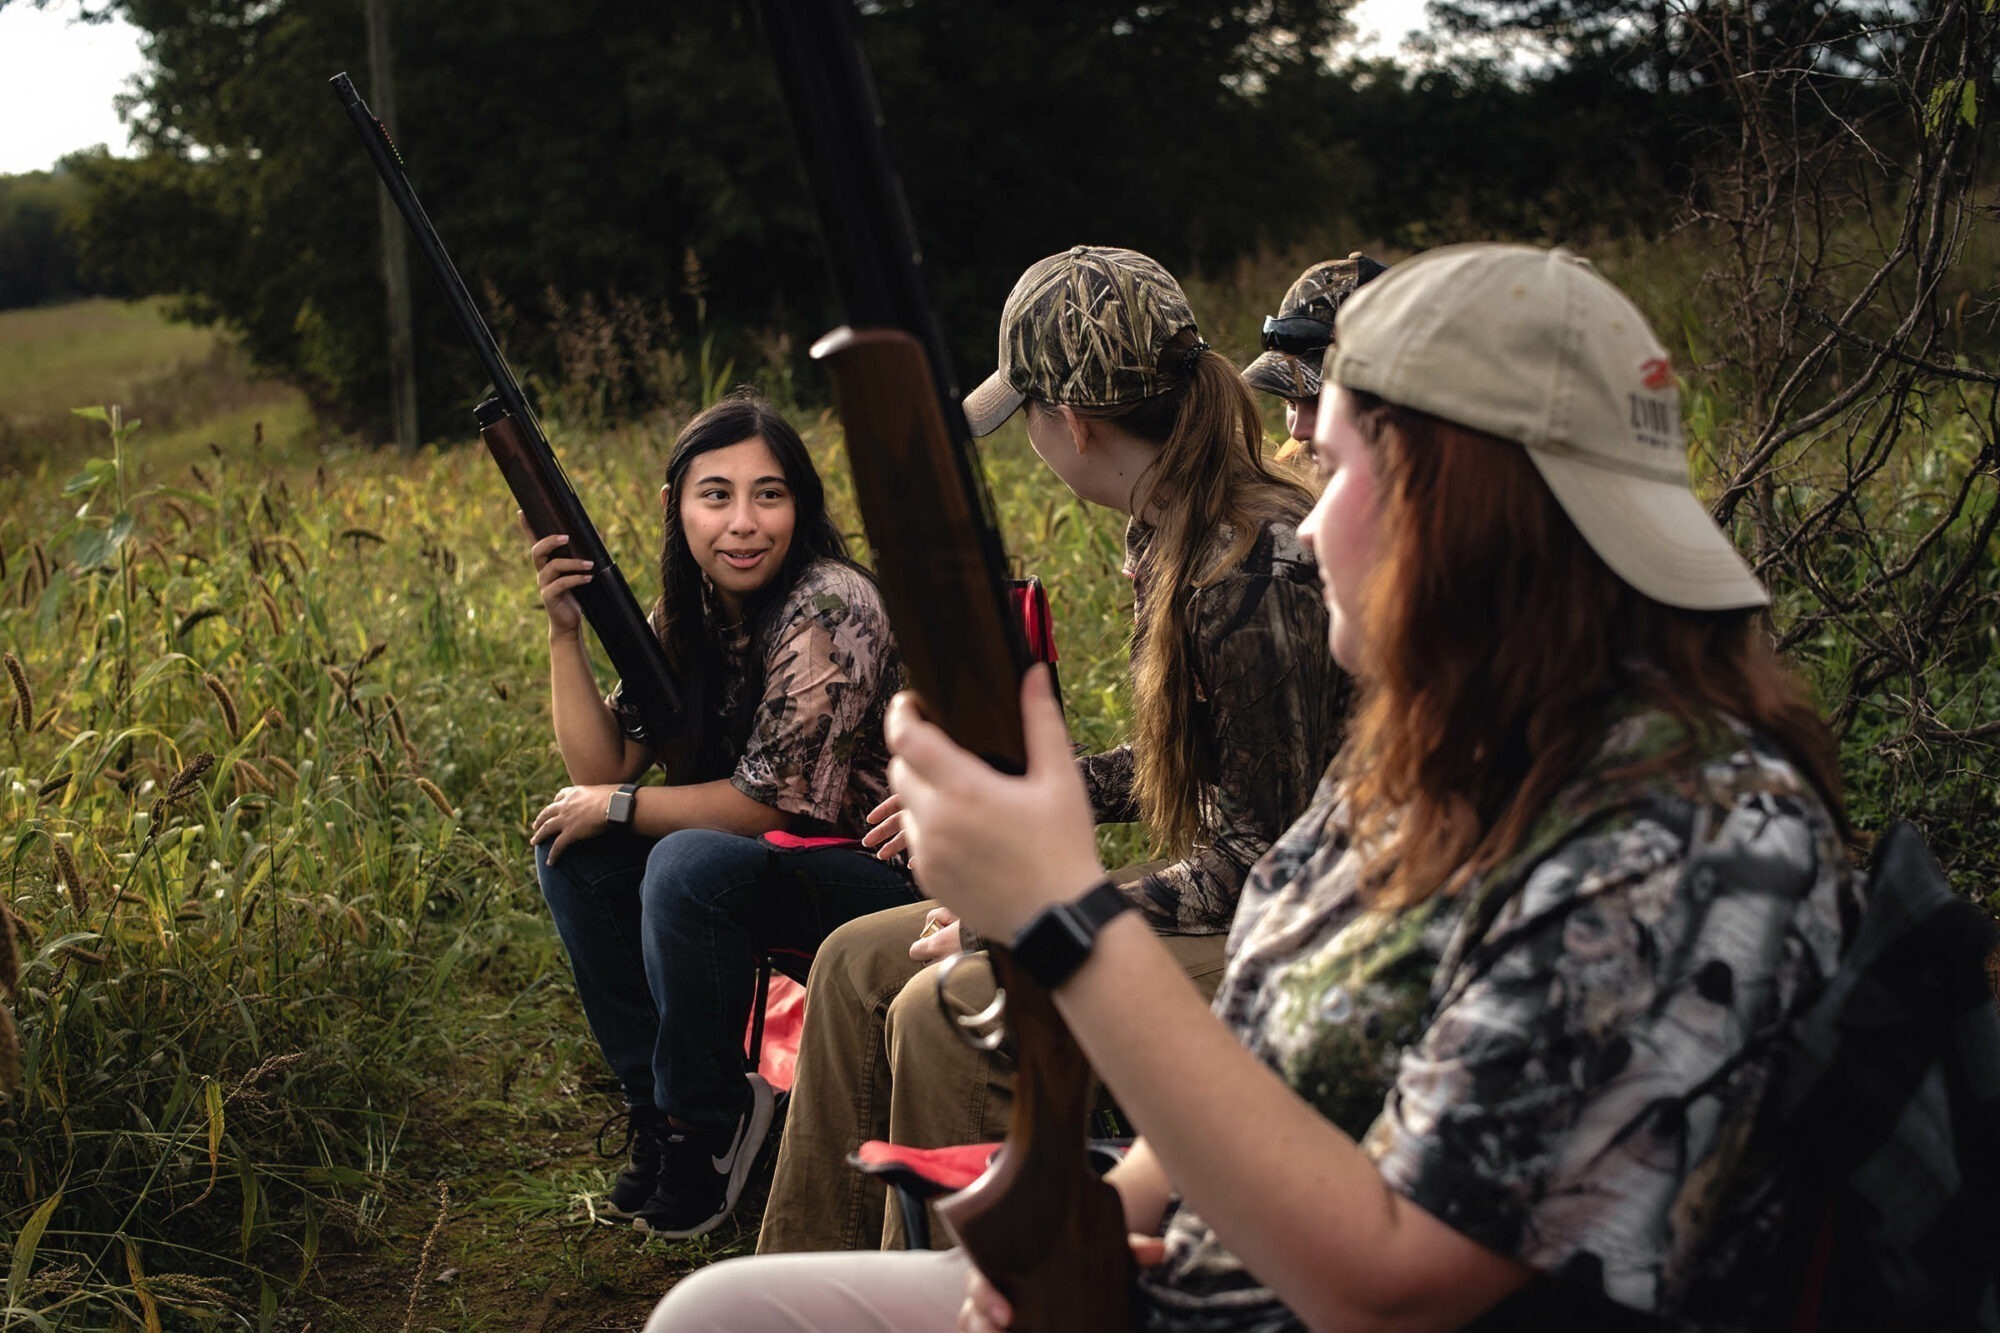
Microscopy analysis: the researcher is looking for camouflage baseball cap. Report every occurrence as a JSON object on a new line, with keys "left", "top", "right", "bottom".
{"left": 962, "top": 246, "right": 1199, "bottom": 438}
{"left": 1241, "top": 253, "right": 1389, "bottom": 401}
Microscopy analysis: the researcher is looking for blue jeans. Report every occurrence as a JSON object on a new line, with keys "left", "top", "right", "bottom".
{"left": 537, "top": 827, "right": 916, "bottom": 1130}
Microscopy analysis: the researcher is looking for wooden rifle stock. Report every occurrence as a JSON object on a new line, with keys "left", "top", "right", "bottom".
{"left": 813, "top": 327, "right": 1133, "bottom": 1329}
{"left": 476, "top": 404, "right": 577, "bottom": 546}
{"left": 939, "top": 946, "right": 1135, "bottom": 1330}
{"left": 757, "top": 0, "right": 1133, "bottom": 1320}
{"left": 810, "top": 329, "right": 1026, "bottom": 770}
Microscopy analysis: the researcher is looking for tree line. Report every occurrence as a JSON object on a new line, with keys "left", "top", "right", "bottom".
{"left": 2, "top": 2, "right": 1992, "bottom": 433}
{"left": 6, "top": 0, "right": 1943, "bottom": 439}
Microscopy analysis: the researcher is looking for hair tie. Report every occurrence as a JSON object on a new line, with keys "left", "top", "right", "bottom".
{"left": 1177, "top": 340, "right": 1210, "bottom": 378}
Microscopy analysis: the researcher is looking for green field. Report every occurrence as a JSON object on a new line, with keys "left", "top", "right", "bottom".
{"left": 0, "top": 300, "right": 215, "bottom": 416}
{"left": 0, "top": 300, "right": 312, "bottom": 477}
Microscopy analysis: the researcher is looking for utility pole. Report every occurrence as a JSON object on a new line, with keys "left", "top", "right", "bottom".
{"left": 365, "top": 0, "right": 419, "bottom": 449}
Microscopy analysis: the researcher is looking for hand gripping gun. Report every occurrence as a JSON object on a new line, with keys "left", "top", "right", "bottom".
{"left": 747, "top": 4, "right": 1134, "bottom": 1327}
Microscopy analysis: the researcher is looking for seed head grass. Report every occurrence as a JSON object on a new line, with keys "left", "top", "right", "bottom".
{"left": 0, "top": 1002, "right": 19, "bottom": 1096}
{"left": 51, "top": 839, "right": 89, "bottom": 919}
{"left": 414, "top": 777, "right": 456, "bottom": 818}
{"left": 166, "top": 750, "right": 215, "bottom": 799}
{"left": 0, "top": 904, "right": 19, "bottom": 1001}
{"left": 6, "top": 650, "right": 31, "bottom": 731}
{"left": 401, "top": 1180, "right": 452, "bottom": 1333}
{"left": 202, "top": 673, "right": 240, "bottom": 740}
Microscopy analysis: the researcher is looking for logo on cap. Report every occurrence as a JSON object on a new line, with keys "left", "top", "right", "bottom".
{"left": 1640, "top": 358, "right": 1674, "bottom": 391}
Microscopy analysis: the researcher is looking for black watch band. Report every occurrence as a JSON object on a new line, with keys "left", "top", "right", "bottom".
{"left": 1009, "top": 878, "right": 1132, "bottom": 991}
{"left": 605, "top": 782, "right": 640, "bottom": 827}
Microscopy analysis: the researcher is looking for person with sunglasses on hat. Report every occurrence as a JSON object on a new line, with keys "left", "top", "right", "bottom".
{"left": 648, "top": 243, "right": 1867, "bottom": 1331}
{"left": 1242, "top": 252, "right": 1390, "bottom": 459}
{"left": 753, "top": 245, "right": 1348, "bottom": 1257}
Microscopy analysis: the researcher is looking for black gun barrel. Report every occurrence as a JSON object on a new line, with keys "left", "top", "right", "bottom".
{"left": 330, "top": 70, "right": 682, "bottom": 743}
{"left": 749, "top": 0, "right": 1031, "bottom": 727}
{"left": 331, "top": 72, "right": 535, "bottom": 434}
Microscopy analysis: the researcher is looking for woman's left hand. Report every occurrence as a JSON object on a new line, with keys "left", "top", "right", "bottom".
{"left": 530, "top": 784, "right": 616, "bottom": 864}
{"left": 886, "top": 665, "right": 1104, "bottom": 943}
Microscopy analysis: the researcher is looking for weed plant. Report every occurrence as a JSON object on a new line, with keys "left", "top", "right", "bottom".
{"left": 0, "top": 383, "right": 1142, "bottom": 1328}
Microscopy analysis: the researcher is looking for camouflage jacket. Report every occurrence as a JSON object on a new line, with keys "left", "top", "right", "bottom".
{"left": 1138, "top": 704, "right": 1860, "bottom": 1331}
{"left": 608, "top": 559, "right": 898, "bottom": 839}
{"left": 1077, "top": 516, "right": 1344, "bottom": 935}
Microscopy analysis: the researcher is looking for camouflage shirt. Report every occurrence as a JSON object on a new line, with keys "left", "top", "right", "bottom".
{"left": 1138, "top": 704, "right": 1860, "bottom": 1331}
{"left": 1077, "top": 516, "right": 1344, "bottom": 935}
{"left": 608, "top": 559, "right": 899, "bottom": 839}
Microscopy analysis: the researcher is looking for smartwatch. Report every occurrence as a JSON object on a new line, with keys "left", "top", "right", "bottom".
{"left": 1009, "top": 878, "right": 1132, "bottom": 991}
{"left": 605, "top": 782, "right": 640, "bottom": 828}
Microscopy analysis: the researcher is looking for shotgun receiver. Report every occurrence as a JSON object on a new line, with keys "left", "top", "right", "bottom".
{"left": 329, "top": 71, "right": 682, "bottom": 744}
{"left": 749, "top": 2, "right": 1133, "bottom": 1327}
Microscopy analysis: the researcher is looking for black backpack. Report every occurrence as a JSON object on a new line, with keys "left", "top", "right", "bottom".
{"left": 1775, "top": 821, "right": 2000, "bottom": 1332}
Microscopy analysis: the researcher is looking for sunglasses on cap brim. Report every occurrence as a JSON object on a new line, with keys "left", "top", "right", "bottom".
{"left": 1261, "top": 315, "right": 1333, "bottom": 357}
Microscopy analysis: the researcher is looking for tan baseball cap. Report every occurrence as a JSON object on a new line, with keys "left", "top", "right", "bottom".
{"left": 962, "top": 246, "right": 1198, "bottom": 438}
{"left": 1329, "top": 243, "right": 1767, "bottom": 611}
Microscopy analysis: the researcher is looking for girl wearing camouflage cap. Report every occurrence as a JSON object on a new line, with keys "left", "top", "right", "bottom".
{"left": 652, "top": 244, "right": 1871, "bottom": 1331}
{"left": 755, "top": 245, "right": 1348, "bottom": 1256}
{"left": 1240, "top": 252, "right": 1388, "bottom": 457}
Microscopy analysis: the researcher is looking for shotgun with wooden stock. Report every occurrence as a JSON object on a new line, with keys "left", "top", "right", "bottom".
{"left": 749, "top": 1, "right": 1134, "bottom": 1326}
{"left": 329, "top": 71, "right": 682, "bottom": 746}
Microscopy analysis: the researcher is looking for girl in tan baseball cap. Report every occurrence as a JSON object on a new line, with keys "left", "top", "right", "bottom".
{"left": 647, "top": 245, "right": 1867, "bottom": 1332}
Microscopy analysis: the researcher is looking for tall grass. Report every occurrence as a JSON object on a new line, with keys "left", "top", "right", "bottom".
{"left": 0, "top": 368, "right": 1143, "bottom": 1327}
{"left": 0, "top": 404, "right": 565, "bottom": 1327}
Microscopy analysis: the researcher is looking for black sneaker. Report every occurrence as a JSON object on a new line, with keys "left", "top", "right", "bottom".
{"left": 597, "top": 1102, "right": 672, "bottom": 1219}
{"left": 631, "top": 1073, "right": 775, "bottom": 1239}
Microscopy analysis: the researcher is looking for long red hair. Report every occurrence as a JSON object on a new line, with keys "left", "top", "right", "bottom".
{"left": 1335, "top": 391, "right": 1850, "bottom": 908}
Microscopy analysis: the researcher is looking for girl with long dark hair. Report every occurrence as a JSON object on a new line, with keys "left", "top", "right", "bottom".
{"left": 655, "top": 246, "right": 1871, "bottom": 1329}
{"left": 528, "top": 393, "right": 914, "bottom": 1239}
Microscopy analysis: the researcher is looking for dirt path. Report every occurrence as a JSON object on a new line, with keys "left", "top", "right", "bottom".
{"left": 297, "top": 1084, "right": 782, "bottom": 1332}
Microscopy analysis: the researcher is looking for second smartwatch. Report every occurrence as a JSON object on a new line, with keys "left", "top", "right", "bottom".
{"left": 605, "top": 782, "right": 640, "bottom": 828}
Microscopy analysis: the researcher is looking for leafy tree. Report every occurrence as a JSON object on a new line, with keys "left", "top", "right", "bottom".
{"left": 0, "top": 167, "right": 99, "bottom": 308}
{"left": 47, "top": 0, "right": 1354, "bottom": 438}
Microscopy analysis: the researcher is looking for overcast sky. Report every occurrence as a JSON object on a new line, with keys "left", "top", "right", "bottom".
{"left": 0, "top": 0, "right": 1436, "bottom": 177}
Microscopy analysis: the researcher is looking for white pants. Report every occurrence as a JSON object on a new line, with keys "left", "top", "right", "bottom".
{"left": 646, "top": 1246, "right": 970, "bottom": 1332}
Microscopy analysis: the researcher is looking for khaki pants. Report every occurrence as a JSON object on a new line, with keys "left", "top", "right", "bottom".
{"left": 757, "top": 886, "right": 1228, "bottom": 1253}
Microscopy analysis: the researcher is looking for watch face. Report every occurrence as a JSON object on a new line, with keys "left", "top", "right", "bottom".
{"left": 1011, "top": 882, "right": 1131, "bottom": 990}
{"left": 1014, "top": 904, "right": 1094, "bottom": 990}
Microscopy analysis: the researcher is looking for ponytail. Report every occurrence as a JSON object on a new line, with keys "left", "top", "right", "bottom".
{"left": 1077, "top": 332, "right": 1314, "bottom": 856}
